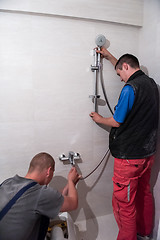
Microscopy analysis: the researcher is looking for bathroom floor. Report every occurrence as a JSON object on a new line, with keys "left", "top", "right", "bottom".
{"left": 75, "top": 213, "right": 118, "bottom": 240}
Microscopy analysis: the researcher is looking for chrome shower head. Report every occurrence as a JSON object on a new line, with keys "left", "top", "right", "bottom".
{"left": 95, "top": 34, "right": 106, "bottom": 47}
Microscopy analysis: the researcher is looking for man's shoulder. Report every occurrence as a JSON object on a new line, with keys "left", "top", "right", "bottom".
{"left": 123, "top": 84, "right": 134, "bottom": 92}
{"left": 120, "top": 84, "right": 135, "bottom": 97}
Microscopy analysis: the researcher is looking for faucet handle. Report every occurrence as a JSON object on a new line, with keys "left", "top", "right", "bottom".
{"left": 59, "top": 152, "right": 81, "bottom": 166}
{"left": 74, "top": 152, "right": 80, "bottom": 159}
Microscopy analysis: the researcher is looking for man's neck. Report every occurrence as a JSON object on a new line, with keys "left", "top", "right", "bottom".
{"left": 127, "top": 68, "right": 140, "bottom": 82}
{"left": 25, "top": 172, "right": 43, "bottom": 185}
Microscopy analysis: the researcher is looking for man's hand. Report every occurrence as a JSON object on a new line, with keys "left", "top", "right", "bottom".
{"left": 96, "top": 47, "right": 117, "bottom": 66}
{"left": 68, "top": 167, "right": 81, "bottom": 185}
{"left": 96, "top": 47, "right": 111, "bottom": 59}
{"left": 90, "top": 112, "right": 120, "bottom": 128}
{"left": 90, "top": 112, "right": 103, "bottom": 124}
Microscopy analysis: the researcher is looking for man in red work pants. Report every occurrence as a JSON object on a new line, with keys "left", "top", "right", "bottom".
{"left": 112, "top": 156, "right": 154, "bottom": 240}
{"left": 90, "top": 48, "right": 159, "bottom": 240}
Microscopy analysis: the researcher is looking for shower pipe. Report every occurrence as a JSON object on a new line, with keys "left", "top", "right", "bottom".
{"left": 90, "top": 34, "right": 113, "bottom": 114}
{"left": 80, "top": 35, "right": 113, "bottom": 180}
{"left": 59, "top": 36, "right": 113, "bottom": 180}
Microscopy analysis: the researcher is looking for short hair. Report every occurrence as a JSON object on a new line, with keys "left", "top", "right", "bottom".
{"left": 115, "top": 54, "right": 140, "bottom": 70}
{"left": 28, "top": 152, "right": 55, "bottom": 173}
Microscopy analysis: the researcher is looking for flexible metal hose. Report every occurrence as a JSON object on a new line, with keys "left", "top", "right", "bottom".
{"left": 80, "top": 148, "right": 110, "bottom": 180}
{"left": 100, "top": 59, "right": 113, "bottom": 115}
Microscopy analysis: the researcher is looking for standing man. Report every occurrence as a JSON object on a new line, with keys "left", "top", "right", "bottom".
{"left": 0, "top": 152, "right": 81, "bottom": 240}
{"left": 90, "top": 48, "right": 159, "bottom": 240}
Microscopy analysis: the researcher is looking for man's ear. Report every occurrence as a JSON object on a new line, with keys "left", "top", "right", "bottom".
{"left": 122, "top": 62, "right": 128, "bottom": 70}
{"left": 46, "top": 167, "right": 51, "bottom": 177}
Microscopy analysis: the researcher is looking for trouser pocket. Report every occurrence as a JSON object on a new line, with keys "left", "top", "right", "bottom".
{"left": 112, "top": 176, "right": 130, "bottom": 203}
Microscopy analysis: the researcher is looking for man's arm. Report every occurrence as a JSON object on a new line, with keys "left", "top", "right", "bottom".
{"left": 90, "top": 112, "right": 120, "bottom": 128}
{"left": 60, "top": 167, "right": 81, "bottom": 212}
{"left": 96, "top": 47, "right": 117, "bottom": 67}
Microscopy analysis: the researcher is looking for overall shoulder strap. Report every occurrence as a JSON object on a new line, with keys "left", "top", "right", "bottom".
{"left": 0, "top": 181, "right": 37, "bottom": 221}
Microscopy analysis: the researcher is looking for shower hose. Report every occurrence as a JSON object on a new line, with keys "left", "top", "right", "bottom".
{"left": 80, "top": 59, "right": 113, "bottom": 180}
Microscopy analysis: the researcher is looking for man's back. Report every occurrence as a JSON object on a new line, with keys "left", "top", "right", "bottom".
{"left": 0, "top": 175, "right": 64, "bottom": 240}
{"left": 109, "top": 70, "right": 159, "bottom": 159}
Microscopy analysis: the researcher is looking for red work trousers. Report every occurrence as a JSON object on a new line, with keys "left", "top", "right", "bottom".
{"left": 112, "top": 156, "right": 154, "bottom": 240}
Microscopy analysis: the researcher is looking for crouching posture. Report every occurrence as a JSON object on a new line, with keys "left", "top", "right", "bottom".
{"left": 0, "top": 152, "right": 81, "bottom": 240}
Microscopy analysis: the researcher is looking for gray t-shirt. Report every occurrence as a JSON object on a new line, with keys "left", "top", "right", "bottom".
{"left": 0, "top": 175, "right": 64, "bottom": 240}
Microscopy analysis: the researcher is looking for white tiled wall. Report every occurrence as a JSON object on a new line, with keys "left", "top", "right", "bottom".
{"left": 139, "top": 1, "right": 160, "bottom": 239}
{"left": 0, "top": 9, "right": 140, "bottom": 222}
{"left": 0, "top": 0, "right": 143, "bottom": 26}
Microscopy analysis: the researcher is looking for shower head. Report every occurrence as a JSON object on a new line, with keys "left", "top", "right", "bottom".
{"left": 95, "top": 34, "right": 106, "bottom": 47}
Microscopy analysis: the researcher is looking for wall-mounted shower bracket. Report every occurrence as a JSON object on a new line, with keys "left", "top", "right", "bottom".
{"left": 89, "top": 94, "right": 100, "bottom": 103}
{"left": 91, "top": 65, "right": 99, "bottom": 72}
{"left": 90, "top": 45, "right": 102, "bottom": 112}
{"left": 90, "top": 48, "right": 102, "bottom": 72}
{"left": 59, "top": 151, "right": 81, "bottom": 166}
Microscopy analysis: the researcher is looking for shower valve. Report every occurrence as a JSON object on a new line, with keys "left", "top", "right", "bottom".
{"left": 59, "top": 152, "right": 81, "bottom": 166}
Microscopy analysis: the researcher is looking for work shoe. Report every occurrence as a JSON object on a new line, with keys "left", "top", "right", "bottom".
{"left": 137, "top": 234, "right": 150, "bottom": 240}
